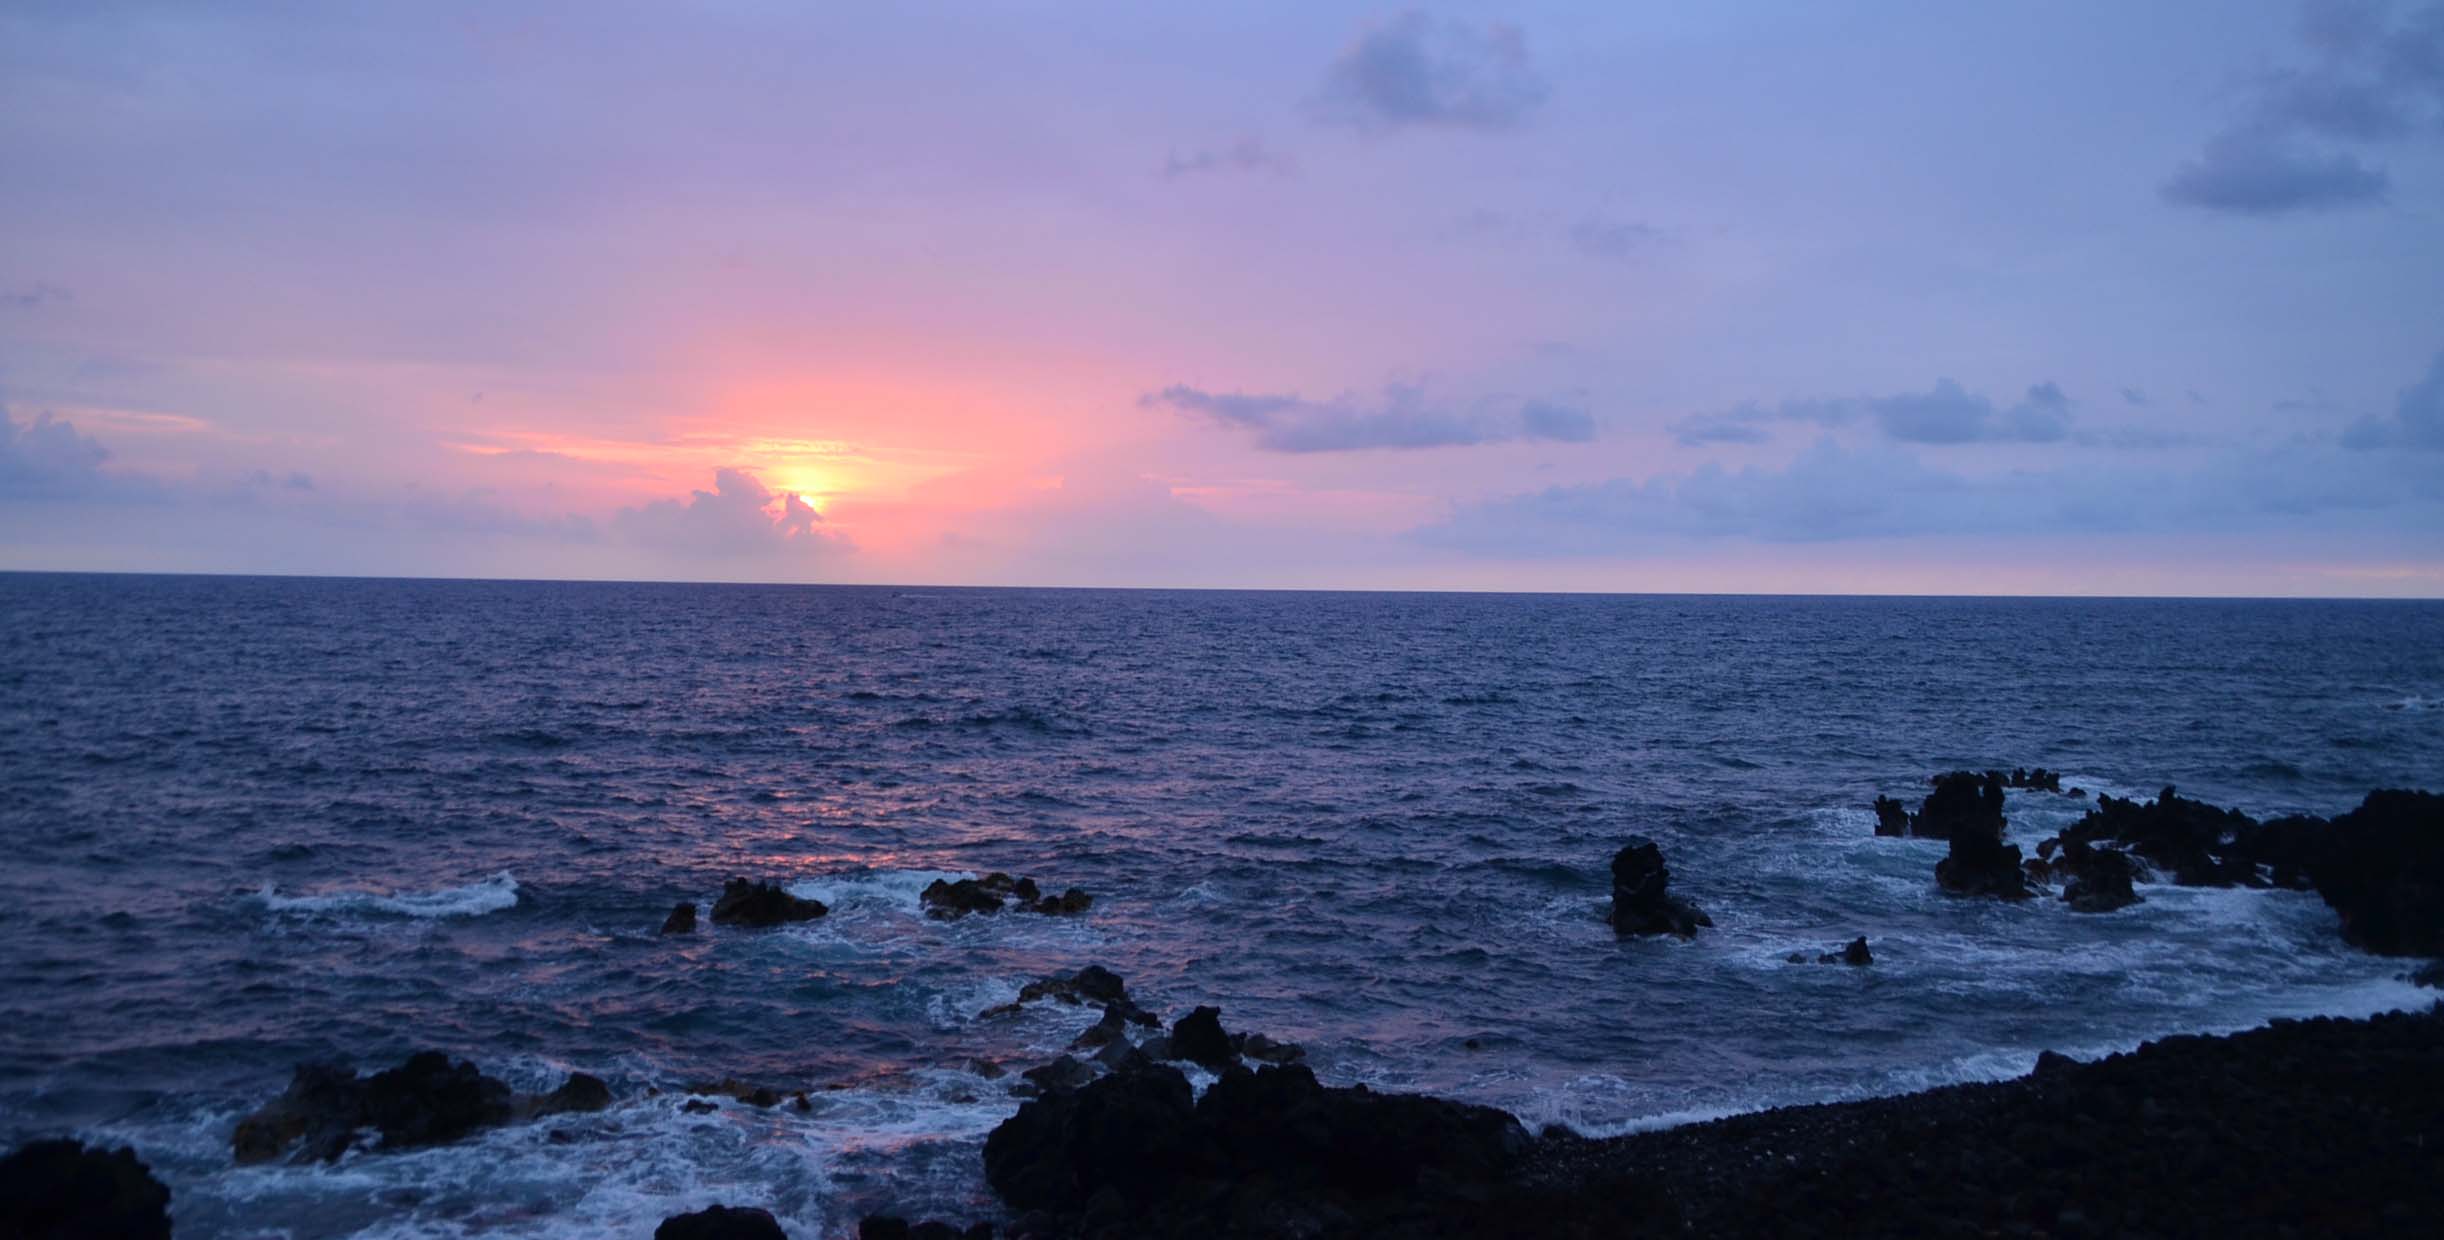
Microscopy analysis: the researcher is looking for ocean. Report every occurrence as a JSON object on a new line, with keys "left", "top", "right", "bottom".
{"left": 2, "top": 573, "right": 2439, "bottom": 1237}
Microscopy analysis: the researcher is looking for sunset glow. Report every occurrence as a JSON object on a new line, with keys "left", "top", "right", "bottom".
{"left": 2, "top": 3, "right": 2440, "bottom": 593}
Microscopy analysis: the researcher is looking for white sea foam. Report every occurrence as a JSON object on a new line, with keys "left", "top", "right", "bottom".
{"left": 256, "top": 872, "right": 520, "bottom": 919}
{"left": 785, "top": 868, "right": 971, "bottom": 914}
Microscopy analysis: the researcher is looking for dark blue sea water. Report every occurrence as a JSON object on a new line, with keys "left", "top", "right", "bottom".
{"left": 3, "top": 574, "right": 2440, "bottom": 1237}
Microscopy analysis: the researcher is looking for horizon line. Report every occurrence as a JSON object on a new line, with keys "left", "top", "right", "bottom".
{"left": 3, "top": 566, "right": 2439, "bottom": 604}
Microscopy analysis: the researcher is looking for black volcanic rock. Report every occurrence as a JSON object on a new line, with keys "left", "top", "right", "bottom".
{"left": 984, "top": 1060, "right": 1529, "bottom": 1234}
{"left": 1913, "top": 770, "right": 2006, "bottom": 842}
{"left": 1872, "top": 796, "right": 1910, "bottom": 837}
{"left": 527, "top": 1072, "right": 613, "bottom": 1118}
{"left": 1787, "top": 937, "right": 1873, "bottom": 966}
{"left": 985, "top": 1062, "right": 1205, "bottom": 1213}
{"left": 233, "top": 1055, "right": 605, "bottom": 1164}
{"left": 2047, "top": 786, "right": 2263, "bottom": 887}
{"left": 1607, "top": 837, "right": 1711, "bottom": 937}
{"left": 1168, "top": 1006, "right": 1236, "bottom": 1071}
{"left": 710, "top": 878, "right": 828, "bottom": 927}
{"left": 655, "top": 1204, "right": 789, "bottom": 1240}
{"left": 1934, "top": 801, "right": 2035, "bottom": 900}
{"left": 981, "top": 965, "right": 1158, "bottom": 1027}
{"left": 660, "top": 902, "right": 698, "bottom": 934}
{"left": 2059, "top": 843, "right": 2144, "bottom": 913}
{"left": 921, "top": 872, "right": 1093, "bottom": 920}
{"left": 0, "top": 1139, "right": 172, "bottom": 1240}
{"left": 2307, "top": 789, "right": 2444, "bottom": 955}
{"left": 859, "top": 1217, "right": 992, "bottom": 1240}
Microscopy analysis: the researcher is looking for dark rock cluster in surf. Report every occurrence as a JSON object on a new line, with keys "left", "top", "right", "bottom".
{"left": 710, "top": 878, "right": 829, "bottom": 927}
{"left": 0, "top": 1139, "right": 173, "bottom": 1240}
{"left": 654, "top": 1204, "right": 790, "bottom": 1239}
{"left": 1788, "top": 936, "right": 1874, "bottom": 966}
{"left": 922, "top": 872, "right": 1093, "bottom": 919}
{"left": 231, "top": 1052, "right": 610, "bottom": 1164}
{"left": 1606, "top": 836, "right": 1711, "bottom": 937}
{"left": 1871, "top": 775, "right": 2443, "bottom": 942}
{"left": 2041, "top": 786, "right": 2444, "bottom": 952}
{"left": 982, "top": 1059, "right": 1531, "bottom": 1238}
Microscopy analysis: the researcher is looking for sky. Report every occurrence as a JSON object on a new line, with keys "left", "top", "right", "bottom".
{"left": 3, "top": 1, "right": 2442, "bottom": 596}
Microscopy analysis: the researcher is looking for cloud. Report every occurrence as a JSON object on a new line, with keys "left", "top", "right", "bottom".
{"left": 609, "top": 467, "right": 839, "bottom": 556}
{"left": 1146, "top": 383, "right": 1594, "bottom": 452}
{"left": 1666, "top": 380, "right": 2073, "bottom": 447}
{"left": 1568, "top": 216, "right": 1663, "bottom": 259}
{"left": 2163, "top": 1, "right": 2443, "bottom": 215}
{"left": 0, "top": 405, "right": 114, "bottom": 499}
{"left": 2160, "top": 131, "right": 2390, "bottom": 212}
{"left": 1162, "top": 137, "right": 1296, "bottom": 180}
{"left": 1310, "top": 11, "right": 1548, "bottom": 132}
{"left": 2342, "top": 348, "right": 2444, "bottom": 449}
{"left": 2121, "top": 387, "right": 2151, "bottom": 406}
{"left": 3, "top": 282, "right": 72, "bottom": 310}
{"left": 1419, "top": 435, "right": 2443, "bottom": 555}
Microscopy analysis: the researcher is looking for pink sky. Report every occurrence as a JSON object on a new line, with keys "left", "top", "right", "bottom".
{"left": 4, "top": 3, "right": 2441, "bottom": 595}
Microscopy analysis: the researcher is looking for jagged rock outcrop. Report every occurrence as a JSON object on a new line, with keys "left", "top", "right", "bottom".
{"left": 232, "top": 1053, "right": 606, "bottom": 1164}
{"left": 655, "top": 1204, "right": 790, "bottom": 1240}
{"left": 2057, "top": 842, "right": 2145, "bottom": 913}
{"left": 1789, "top": 937, "right": 1874, "bottom": 965}
{"left": 1934, "top": 799, "right": 2036, "bottom": 900}
{"left": 1913, "top": 771, "right": 2007, "bottom": 842}
{"left": 920, "top": 872, "right": 1091, "bottom": 919}
{"left": 709, "top": 879, "right": 828, "bottom": 927}
{"left": 661, "top": 902, "right": 698, "bottom": 934}
{"left": 0, "top": 1139, "right": 173, "bottom": 1240}
{"left": 2035, "top": 786, "right": 2441, "bottom": 953}
{"left": 858, "top": 1216, "right": 993, "bottom": 1240}
{"left": 982, "top": 1061, "right": 1530, "bottom": 1235}
{"left": 1607, "top": 837, "right": 1711, "bottom": 937}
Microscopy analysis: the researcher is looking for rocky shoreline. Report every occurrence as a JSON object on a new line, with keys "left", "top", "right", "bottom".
{"left": 8, "top": 779, "right": 2439, "bottom": 1238}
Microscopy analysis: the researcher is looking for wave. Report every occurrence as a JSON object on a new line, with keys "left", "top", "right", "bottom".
{"left": 785, "top": 867, "right": 972, "bottom": 913}
{"left": 256, "top": 872, "right": 520, "bottom": 919}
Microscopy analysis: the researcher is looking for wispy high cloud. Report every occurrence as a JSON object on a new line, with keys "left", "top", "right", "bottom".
{"left": 1162, "top": 137, "right": 1297, "bottom": 180}
{"left": 2162, "top": 0, "right": 2443, "bottom": 215}
{"left": 1147, "top": 383, "right": 1593, "bottom": 452}
{"left": 1667, "top": 380, "right": 2076, "bottom": 447}
{"left": 1310, "top": 12, "right": 1548, "bottom": 132}
{"left": 1420, "top": 435, "right": 2442, "bottom": 555}
{"left": 2343, "top": 348, "right": 2444, "bottom": 449}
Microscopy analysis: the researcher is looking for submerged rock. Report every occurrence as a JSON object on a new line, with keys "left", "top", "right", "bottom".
{"left": 920, "top": 872, "right": 1092, "bottom": 920}
{"left": 1018, "top": 1056, "right": 1099, "bottom": 1096}
{"left": 685, "top": 1078, "right": 789, "bottom": 1108}
{"left": 655, "top": 1204, "right": 789, "bottom": 1240}
{"left": 233, "top": 1054, "right": 602, "bottom": 1164}
{"left": 1606, "top": 837, "right": 1711, "bottom": 937}
{"left": 0, "top": 1139, "right": 172, "bottom": 1240}
{"left": 1786, "top": 937, "right": 1873, "bottom": 966}
{"left": 1241, "top": 1031, "right": 1306, "bottom": 1065}
{"left": 981, "top": 965, "right": 1157, "bottom": 1026}
{"left": 660, "top": 902, "right": 698, "bottom": 934}
{"left": 709, "top": 878, "right": 827, "bottom": 928}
